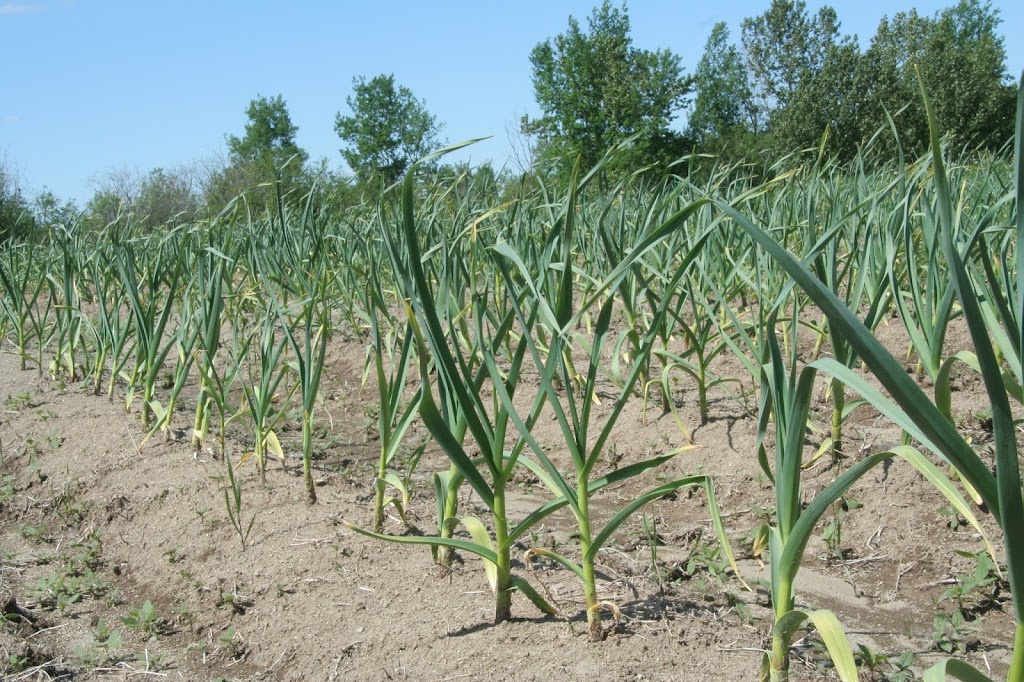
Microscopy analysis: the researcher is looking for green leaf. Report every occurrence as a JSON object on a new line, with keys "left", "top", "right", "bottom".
{"left": 460, "top": 516, "right": 498, "bottom": 592}
{"left": 509, "top": 575, "right": 558, "bottom": 615}
{"left": 343, "top": 520, "right": 498, "bottom": 565}
{"left": 774, "top": 609, "right": 858, "bottom": 682}
{"left": 922, "top": 658, "right": 994, "bottom": 682}
{"left": 525, "top": 547, "right": 584, "bottom": 580}
{"left": 508, "top": 451, "right": 682, "bottom": 545}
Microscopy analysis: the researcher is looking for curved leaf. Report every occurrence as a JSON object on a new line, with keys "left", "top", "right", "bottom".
{"left": 524, "top": 547, "right": 585, "bottom": 580}
{"left": 460, "top": 516, "right": 498, "bottom": 592}
{"left": 507, "top": 451, "right": 683, "bottom": 545}
{"left": 922, "top": 658, "right": 994, "bottom": 682}
{"left": 343, "top": 520, "right": 498, "bottom": 565}
{"left": 509, "top": 575, "right": 558, "bottom": 616}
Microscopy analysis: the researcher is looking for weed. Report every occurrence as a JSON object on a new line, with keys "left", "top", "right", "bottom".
{"left": 27, "top": 453, "right": 45, "bottom": 483}
{"left": 218, "top": 626, "right": 246, "bottom": 660}
{"left": 73, "top": 618, "right": 124, "bottom": 666}
{"left": 939, "top": 504, "right": 967, "bottom": 532}
{"left": 195, "top": 505, "right": 213, "bottom": 527}
{"left": 7, "top": 653, "right": 30, "bottom": 672}
{"left": 724, "top": 591, "right": 755, "bottom": 626}
{"left": 0, "top": 474, "right": 14, "bottom": 505}
{"left": 4, "top": 391, "right": 34, "bottom": 410}
{"left": 174, "top": 603, "right": 194, "bottom": 627}
{"left": 855, "top": 645, "right": 917, "bottom": 682}
{"left": 30, "top": 573, "right": 78, "bottom": 612}
{"left": 45, "top": 428, "right": 63, "bottom": 450}
{"left": 164, "top": 546, "right": 184, "bottom": 565}
{"left": 932, "top": 609, "right": 974, "bottom": 654}
{"left": 218, "top": 589, "right": 253, "bottom": 615}
{"left": 822, "top": 497, "right": 861, "bottom": 561}
{"left": 51, "top": 484, "right": 87, "bottom": 526}
{"left": 941, "top": 550, "right": 1002, "bottom": 615}
{"left": 121, "top": 600, "right": 160, "bottom": 639}
{"left": 20, "top": 524, "right": 49, "bottom": 543}
{"left": 683, "top": 529, "right": 731, "bottom": 584}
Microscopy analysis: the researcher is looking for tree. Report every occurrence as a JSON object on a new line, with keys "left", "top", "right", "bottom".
{"left": 33, "top": 188, "right": 78, "bottom": 230}
{"left": 524, "top": 1, "right": 691, "bottom": 173}
{"left": 689, "top": 22, "right": 754, "bottom": 153}
{"left": 774, "top": 34, "right": 866, "bottom": 157}
{"left": 872, "top": 0, "right": 1015, "bottom": 153}
{"left": 134, "top": 168, "right": 201, "bottom": 228}
{"left": 927, "top": 0, "right": 1015, "bottom": 151}
{"left": 215, "top": 94, "right": 309, "bottom": 207}
{"left": 858, "top": 9, "right": 930, "bottom": 152}
{"left": 856, "top": 1, "right": 1015, "bottom": 156}
{"left": 741, "top": 0, "right": 841, "bottom": 113}
{"left": 334, "top": 74, "right": 444, "bottom": 187}
{"left": 85, "top": 164, "right": 202, "bottom": 230}
{"left": 0, "top": 158, "right": 37, "bottom": 242}
{"left": 227, "top": 94, "right": 308, "bottom": 174}
{"left": 84, "top": 166, "right": 139, "bottom": 229}
{"left": 739, "top": 1, "right": 885, "bottom": 158}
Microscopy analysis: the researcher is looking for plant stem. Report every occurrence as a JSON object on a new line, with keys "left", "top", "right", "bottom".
{"left": 192, "top": 379, "right": 211, "bottom": 450}
{"left": 437, "top": 464, "right": 460, "bottom": 567}
{"left": 372, "top": 465, "right": 387, "bottom": 533}
{"left": 577, "top": 477, "right": 602, "bottom": 641}
{"left": 256, "top": 434, "right": 267, "bottom": 484}
{"left": 831, "top": 376, "right": 845, "bottom": 463}
{"left": 698, "top": 360, "right": 709, "bottom": 424}
{"left": 302, "top": 411, "right": 317, "bottom": 504}
{"left": 492, "top": 480, "right": 512, "bottom": 624}
{"left": 769, "top": 580, "right": 794, "bottom": 681}
{"left": 1008, "top": 622, "right": 1024, "bottom": 682}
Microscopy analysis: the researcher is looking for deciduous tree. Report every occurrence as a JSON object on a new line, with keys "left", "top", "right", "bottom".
{"left": 862, "top": 0, "right": 1015, "bottom": 153}
{"left": 689, "top": 22, "right": 754, "bottom": 154}
{"left": 524, "top": 1, "right": 691, "bottom": 174}
{"left": 211, "top": 94, "right": 309, "bottom": 207}
{"left": 334, "top": 74, "right": 444, "bottom": 187}
{"left": 0, "top": 158, "right": 37, "bottom": 242}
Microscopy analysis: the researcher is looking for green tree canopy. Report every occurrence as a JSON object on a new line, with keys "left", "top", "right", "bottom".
{"left": 84, "top": 165, "right": 201, "bottom": 230}
{"left": 697, "top": 0, "right": 1016, "bottom": 159}
{"left": 210, "top": 94, "right": 309, "bottom": 207}
{"left": 741, "top": 0, "right": 840, "bottom": 113}
{"left": 33, "top": 188, "right": 78, "bottom": 231}
{"left": 740, "top": 0, "right": 862, "bottom": 155}
{"left": 0, "top": 159, "right": 37, "bottom": 243}
{"left": 773, "top": 32, "right": 865, "bottom": 157}
{"left": 524, "top": 1, "right": 691, "bottom": 174}
{"left": 227, "top": 94, "right": 308, "bottom": 174}
{"left": 334, "top": 74, "right": 444, "bottom": 187}
{"left": 689, "top": 22, "right": 754, "bottom": 153}
{"left": 134, "top": 168, "right": 201, "bottom": 228}
{"left": 861, "top": 0, "right": 1015, "bottom": 153}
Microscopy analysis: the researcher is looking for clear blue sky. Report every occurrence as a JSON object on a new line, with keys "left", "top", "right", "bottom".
{"left": 2, "top": 0, "right": 1022, "bottom": 206}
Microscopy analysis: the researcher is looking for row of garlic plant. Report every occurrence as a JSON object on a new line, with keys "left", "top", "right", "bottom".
{"left": 345, "top": 150, "right": 739, "bottom": 639}
{"left": 0, "top": 80, "right": 1021, "bottom": 676}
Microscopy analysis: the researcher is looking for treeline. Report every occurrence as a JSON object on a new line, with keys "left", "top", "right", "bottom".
{"left": 690, "top": 0, "right": 1015, "bottom": 160}
{"left": 523, "top": 0, "right": 1015, "bottom": 172}
{"left": 0, "top": 0, "right": 1015, "bottom": 242}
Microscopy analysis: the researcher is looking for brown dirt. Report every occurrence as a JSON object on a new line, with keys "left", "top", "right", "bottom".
{"left": 0, "top": 314, "right": 1015, "bottom": 681}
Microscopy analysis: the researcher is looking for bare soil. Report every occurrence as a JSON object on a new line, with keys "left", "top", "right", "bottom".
{"left": 0, "top": 315, "right": 1015, "bottom": 681}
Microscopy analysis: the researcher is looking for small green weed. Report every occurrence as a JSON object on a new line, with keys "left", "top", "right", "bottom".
{"left": 73, "top": 618, "right": 124, "bottom": 666}
{"left": 4, "top": 391, "right": 35, "bottom": 410}
{"left": 121, "top": 600, "right": 160, "bottom": 639}
{"left": 854, "top": 645, "right": 916, "bottom": 682}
